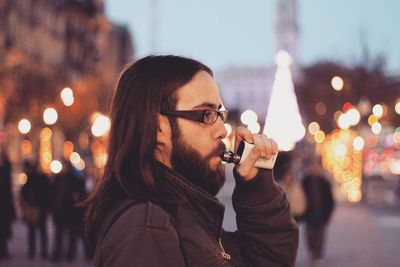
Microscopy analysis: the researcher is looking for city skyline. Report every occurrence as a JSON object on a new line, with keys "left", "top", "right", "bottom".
{"left": 105, "top": 0, "right": 400, "bottom": 74}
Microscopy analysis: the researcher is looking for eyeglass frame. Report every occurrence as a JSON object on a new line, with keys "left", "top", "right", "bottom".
{"left": 160, "top": 109, "right": 229, "bottom": 125}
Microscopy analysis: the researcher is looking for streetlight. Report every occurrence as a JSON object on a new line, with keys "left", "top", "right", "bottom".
{"left": 372, "top": 104, "right": 383, "bottom": 118}
{"left": 18, "top": 119, "right": 31, "bottom": 134}
{"left": 371, "top": 122, "right": 382, "bottom": 135}
{"left": 240, "top": 109, "right": 258, "bottom": 125}
{"left": 314, "top": 130, "right": 325, "bottom": 144}
{"left": 353, "top": 136, "right": 365, "bottom": 151}
{"left": 60, "top": 87, "right": 74, "bottom": 106}
{"left": 346, "top": 108, "right": 361, "bottom": 126}
{"left": 337, "top": 114, "right": 350, "bottom": 129}
{"left": 247, "top": 122, "right": 261, "bottom": 134}
{"left": 395, "top": 100, "right": 400, "bottom": 115}
{"left": 50, "top": 160, "right": 62, "bottom": 174}
{"left": 43, "top": 107, "right": 58, "bottom": 125}
{"left": 91, "top": 113, "right": 110, "bottom": 137}
{"left": 331, "top": 76, "right": 344, "bottom": 91}
{"left": 308, "top": 121, "right": 320, "bottom": 135}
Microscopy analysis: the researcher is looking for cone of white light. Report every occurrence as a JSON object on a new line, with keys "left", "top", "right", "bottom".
{"left": 263, "top": 50, "right": 305, "bottom": 151}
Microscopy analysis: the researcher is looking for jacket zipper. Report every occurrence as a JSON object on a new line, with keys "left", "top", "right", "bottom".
{"left": 219, "top": 238, "right": 231, "bottom": 260}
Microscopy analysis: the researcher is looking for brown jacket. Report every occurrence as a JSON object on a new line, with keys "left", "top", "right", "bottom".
{"left": 94, "top": 165, "right": 298, "bottom": 266}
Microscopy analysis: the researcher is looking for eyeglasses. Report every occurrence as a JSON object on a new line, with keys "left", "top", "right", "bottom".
{"left": 161, "top": 109, "right": 229, "bottom": 125}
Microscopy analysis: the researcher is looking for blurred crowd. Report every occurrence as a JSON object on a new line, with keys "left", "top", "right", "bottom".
{"left": 0, "top": 150, "right": 91, "bottom": 264}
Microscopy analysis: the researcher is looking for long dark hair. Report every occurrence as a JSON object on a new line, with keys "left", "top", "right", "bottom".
{"left": 84, "top": 55, "right": 212, "bottom": 246}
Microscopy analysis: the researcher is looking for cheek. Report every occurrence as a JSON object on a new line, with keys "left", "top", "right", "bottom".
{"left": 178, "top": 124, "right": 213, "bottom": 157}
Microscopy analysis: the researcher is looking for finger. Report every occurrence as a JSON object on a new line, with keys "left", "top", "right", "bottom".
{"left": 253, "top": 134, "right": 268, "bottom": 158}
{"left": 233, "top": 127, "right": 253, "bottom": 152}
{"left": 239, "top": 135, "right": 266, "bottom": 171}
{"left": 270, "top": 138, "right": 279, "bottom": 154}
{"left": 260, "top": 134, "right": 273, "bottom": 159}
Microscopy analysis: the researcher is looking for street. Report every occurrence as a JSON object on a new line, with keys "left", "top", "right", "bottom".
{"left": 1, "top": 170, "right": 400, "bottom": 267}
{"left": 219, "top": 168, "right": 400, "bottom": 267}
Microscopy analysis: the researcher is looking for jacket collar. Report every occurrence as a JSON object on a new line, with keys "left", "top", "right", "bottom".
{"left": 155, "top": 161, "right": 225, "bottom": 238}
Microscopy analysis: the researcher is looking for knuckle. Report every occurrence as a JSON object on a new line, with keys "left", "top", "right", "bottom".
{"left": 252, "top": 144, "right": 265, "bottom": 154}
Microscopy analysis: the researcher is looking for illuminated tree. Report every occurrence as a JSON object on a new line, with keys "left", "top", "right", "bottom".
{"left": 263, "top": 50, "right": 305, "bottom": 151}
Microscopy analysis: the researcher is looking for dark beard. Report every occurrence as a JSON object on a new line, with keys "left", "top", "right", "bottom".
{"left": 171, "top": 134, "right": 226, "bottom": 196}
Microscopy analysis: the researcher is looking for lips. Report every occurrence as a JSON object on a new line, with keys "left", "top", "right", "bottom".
{"left": 206, "top": 142, "right": 227, "bottom": 161}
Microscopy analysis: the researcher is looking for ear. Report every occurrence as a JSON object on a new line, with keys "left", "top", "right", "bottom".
{"left": 154, "top": 113, "right": 173, "bottom": 167}
{"left": 156, "top": 113, "right": 172, "bottom": 145}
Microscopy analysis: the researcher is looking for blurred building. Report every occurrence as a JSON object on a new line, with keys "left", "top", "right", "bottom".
{"left": 217, "top": 0, "right": 299, "bottom": 120}
{"left": 217, "top": 67, "right": 275, "bottom": 120}
{"left": 2, "top": 0, "right": 132, "bottom": 81}
{"left": 0, "top": 0, "right": 133, "bottom": 170}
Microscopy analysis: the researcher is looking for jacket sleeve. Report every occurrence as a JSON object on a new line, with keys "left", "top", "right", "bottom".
{"left": 99, "top": 203, "right": 186, "bottom": 267}
{"left": 230, "top": 169, "right": 299, "bottom": 267}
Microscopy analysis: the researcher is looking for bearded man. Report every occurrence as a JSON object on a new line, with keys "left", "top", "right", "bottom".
{"left": 85, "top": 55, "right": 298, "bottom": 267}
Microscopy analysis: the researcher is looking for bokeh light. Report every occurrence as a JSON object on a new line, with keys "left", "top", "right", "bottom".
{"left": 334, "top": 111, "right": 343, "bottom": 122}
{"left": 348, "top": 190, "right": 362, "bottom": 202}
{"left": 368, "top": 114, "right": 379, "bottom": 126}
{"left": 331, "top": 76, "right": 344, "bottom": 91}
{"left": 75, "top": 159, "right": 85, "bottom": 171}
{"left": 247, "top": 122, "right": 261, "bottom": 134}
{"left": 18, "top": 173, "right": 28, "bottom": 186}
{"left": 342, "top": 102, "right": 353, "bottom": 112}
{"left": 314, "top": 130, "right": 325, "bottom": 143}
{"left": 21, "top": 140, "right": 32, "bottom": 156}
{"left": 43, "top": 107, "right": 58, "bottom": 125}
{"left": 347, "top": 108, "right": 361, "bottom": 126}
{"left": 18, "top": 119, "right": 31, "bottom": 134}
{"left": 240, "top": 109, "right": 258, "bottom": 125}
{"left": 395, "top": 101, "right": 400, "bottom": 115}
{"left": 308, "top": 121, "right": 320, "bottom": 135}
{"left": 315, "top": 102, "right": 326, "bottom": 115}
{"left": 338, "top": 114, "right": 350, "bottom": 129}
{"left": 69, "top": 152, "right": 81, "bottom": 165}
{"left": 63, "top": 141, "right": 74, "bottom": 160}
{"left": 393, "top": 131, "right": 400, "bottom": 144}
{"left": 60, "top": 87, "right": 74, "bottom": 106}
{"left": 50, "top": 160, "right": 62, "bottom": 174}
{"left": 91, "top": 114, "right": 111, "bottom": 137}
{"left": 371, "top": 122, "right": 382, "bottom": 135}
{"left": 353, "top": 136, "right": 364, "bottom": 151}
{"left": 372, "top": 104, "right": 383, "bottom": 118}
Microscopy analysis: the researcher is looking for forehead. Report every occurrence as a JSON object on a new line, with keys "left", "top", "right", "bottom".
{"left": 175, "top": 71, "right": 223, "bottom": 110}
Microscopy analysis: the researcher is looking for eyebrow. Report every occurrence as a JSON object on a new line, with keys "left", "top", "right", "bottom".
{"left": 193, "top": 102, "right": 222, "bottom": 110}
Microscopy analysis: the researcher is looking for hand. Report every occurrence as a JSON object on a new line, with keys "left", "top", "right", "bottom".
{"left": 233, "top": 127, "right": 278, "bottom": 181}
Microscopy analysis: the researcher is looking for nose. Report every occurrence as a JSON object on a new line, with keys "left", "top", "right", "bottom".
{"left": 214, "top": 117, "right": 228, "bottom": 140}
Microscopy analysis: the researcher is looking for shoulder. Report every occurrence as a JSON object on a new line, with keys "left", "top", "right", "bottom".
{"left": 122, "top": 201, "right": 171, "bottom": 228}
{"left": 96, "top": 202, "right": 184, "bottom": 266}
{"left": 105, "top": 201, "right": 174, "bottom": 241}
{"left": 98, "top": 201, "right": 177, "bottom": 255}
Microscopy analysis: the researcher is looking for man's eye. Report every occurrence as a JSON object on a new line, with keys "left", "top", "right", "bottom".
{"left": 204, "top": 111, "right": 213, "bottom": 118}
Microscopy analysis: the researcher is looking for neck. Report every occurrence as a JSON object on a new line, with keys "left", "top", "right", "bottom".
{"left": 154, "top": 149, "right": 172, "bottom": 168}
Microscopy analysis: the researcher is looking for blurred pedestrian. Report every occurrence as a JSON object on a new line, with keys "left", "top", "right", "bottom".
{"left": 0, "top": 151, "right": 16, "bottom": 261}
{"left": 281, "top": 170, "right": 307, "bottom": 222}
{"left": 274, "top": 152, "right": 306, "bottom": 222}
{"left": 302, "top": 158, "right": 335, "bottom": 265}
{"left": 19, "top": 161, "right": 51, "bottom": 259}
{"left": 50, "top": 161, "right": 88, "bottom": 262}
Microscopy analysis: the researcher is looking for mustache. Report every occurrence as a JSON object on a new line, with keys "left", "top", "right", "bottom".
{"left": 205, "top": 142, "right": 226, "bottom": 160}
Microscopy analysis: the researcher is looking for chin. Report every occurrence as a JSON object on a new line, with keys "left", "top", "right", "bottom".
{"left": 210, "top": 156, "right": 223, "bottom": 168}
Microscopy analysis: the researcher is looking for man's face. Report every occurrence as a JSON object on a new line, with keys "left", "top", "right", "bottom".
{"left": 169, "top": 71, "right": 228, "bottom": 195}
